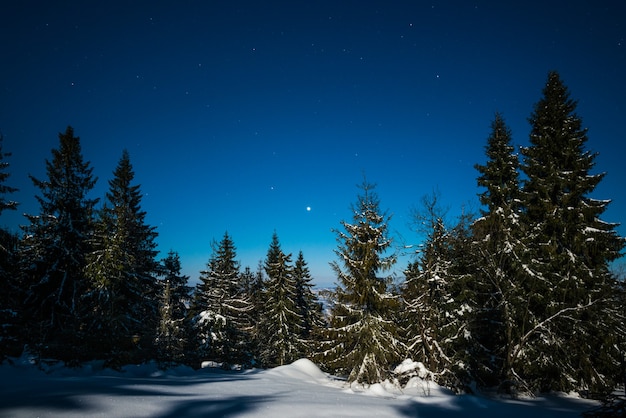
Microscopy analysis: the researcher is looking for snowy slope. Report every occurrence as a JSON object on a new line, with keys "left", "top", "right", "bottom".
{"left": 0, "top": 357, "right": 597, "bottom": 417}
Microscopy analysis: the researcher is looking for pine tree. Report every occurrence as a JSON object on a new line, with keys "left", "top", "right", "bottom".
{"left": 156, "top": 251, "right": 192, "bottom": 367}
{"left": 84, "top": 149, "right": 159, "bottom": 365}
{"left": 191, "top": 232, "right": 252, "bottom": 366}
{"left": 472, "top": 113, "right": 527, "bottom": 389}
{"left": 518, "top": 71, "right": 625, "bottom": 392}
{"left": 20, "top": 126, "right": 98, "bottom": 361}
{"left": 322, "top": 180, "right": 402, "bottom": 384}
{"left": 259, "top": 232, "right": 303, "bottom": 367}
{"left": 292, "top": 251, "right": 325, "bottom": 355}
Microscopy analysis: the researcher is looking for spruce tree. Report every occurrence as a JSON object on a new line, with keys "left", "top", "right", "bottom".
{"left": 259, "top": 232, "right": 303, "bottom": 367}
{"left": 400, "top": 193, "right": 473, "bottom": 391}
{"left": 84, "top": 149, "right": 159, "bottom": 365}
{"left": 472, "top": 113, "right": 527, "bottom": 389}
{"left": 322, "top": 180, "right": 402, "bottom": 384}
{"left": 292, "top": 251, "right": 325, "bottom": 354}
{"left": 243, "top": 263, "right": 267, "bottom": 364}
{"left": 191, "top": 232, "right": 252, "bottom": 366}
{"left": 156, "top": 251, "right": 192, "bottom": 366}
{"left": 20, "top": 126, "right": 98, "bottom": 361}
{"left": 518, "top": 71, "right": 625, "bottom": 392}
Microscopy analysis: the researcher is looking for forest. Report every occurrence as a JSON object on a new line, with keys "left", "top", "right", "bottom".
{"left": 0, "top": 71, "right": 624, "bottom": 398}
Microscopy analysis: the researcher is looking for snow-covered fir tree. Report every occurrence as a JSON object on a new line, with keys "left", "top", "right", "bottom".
{"left": 472, "top": 113, "right": 528, "bottom": 389}
{"left": 292, "top": 251, "right": 325, "bottom": 355}
{"left": 156, "top": 251, "right": 192, "bottom": 366}
{"left": 19, "top": 126, "right": 98, "bottom": 361}
{"left": 242, "top": 262, "right": 267, "bottom": 364}
{"left": 518, "top": 72, "right": 625, "bottom": 392}
{"left": 400, "top": 192, "right": 473, "bottom": 391}
{"left": 321, "top": 181, "right": 402, "bottom": 384}
{"left": 84, "top": 149, "right": 159, "bottom": 365}
{"left": 191, "top": 232, "right": 252, "bottom": 366}
{"left": 259, "top": 232, "right": 304, "bottom": 367}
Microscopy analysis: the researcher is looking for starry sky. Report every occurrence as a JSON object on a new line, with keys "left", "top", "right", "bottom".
{"left": 1, "top": 1, "right": 625, "bottom": 287}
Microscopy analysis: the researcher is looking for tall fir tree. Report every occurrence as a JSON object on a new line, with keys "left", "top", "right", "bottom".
{"left": 472, "top": 113, "right": 527, "bottom": 388}
{"left": 156, "top": 251, "right": 192, "bottom": 366}
{"left": 84, "top": 149, "right": 159, "bottom": 365}
{"left": 0, "top": 133, "right": 20, "bottom": 360}
{"left": 191, "top": 232, "right": 252, "bottom": 366}
{"left": 518, "top": 71, "right": 625, "bottom": 392}
{"left": 259, "top": 232, "right": 303, "bottom": 367}
{"left": 20, "top": 126, "right": 98, "bottom": 360}
{"left": 321, "top": 180, "right": 402, "bottom": 384}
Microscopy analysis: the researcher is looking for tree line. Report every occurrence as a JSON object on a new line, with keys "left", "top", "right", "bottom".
{"left": 0, "top": 71, "right": 624, "bottom": 396}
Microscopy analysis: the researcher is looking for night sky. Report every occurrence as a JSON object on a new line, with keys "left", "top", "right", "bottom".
{"left": 1, "top": 1, "right": 625, "bottom": 287}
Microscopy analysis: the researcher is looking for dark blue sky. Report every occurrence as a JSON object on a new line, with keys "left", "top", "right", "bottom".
{"left": 1, "top": 1, "right": 625, "bottom": 286}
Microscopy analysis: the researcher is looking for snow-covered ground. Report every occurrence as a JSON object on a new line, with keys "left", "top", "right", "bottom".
{"left": 0, "top": 357, "right": 598, "bottom": 417}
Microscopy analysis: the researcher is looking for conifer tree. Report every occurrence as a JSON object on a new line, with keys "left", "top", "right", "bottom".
{"left": 518, "top": 72, "right": 625, "bottom": 392}
{"left": 0, "top": 133, "right": 20, "bottom": 360}
{"left": 400, "top": 193, "right": 472, "bottom": 391}
{"left": 322, "top": 180, "right": 402, "bottom": 384}
{"left": 472, "top": 113, "right": 527, "bottom": 388}
{"left": 156, "top": 251, "right": 191, "bottom": 366}
{"left": 85, "top": 149, "right": 159, "bottom": 364}
{"left": 242, "top": 263, "right": 267, "bottom": 364}
{"left": 191, "top": 232, "right": 252, "bottom": 366}
{"left": 292, "top": 251, "right": 325, "bottom": 354}
{"left": 0, "top": 134, "right": 18, "bottom": 215}
{"left": 259, "top": 232, "right": 303, "bottom": 367}
{"left": 20, "top": 126, "right": 98, "bottom": 360}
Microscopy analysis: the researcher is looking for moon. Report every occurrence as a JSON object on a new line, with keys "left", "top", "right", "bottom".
{"left": 306, "top": 206, "right": 311, "bottom": 212}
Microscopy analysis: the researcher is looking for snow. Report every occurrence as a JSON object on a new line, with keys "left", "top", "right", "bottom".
{"left": 0, "top": 356, "right": 598, "bottom": 417}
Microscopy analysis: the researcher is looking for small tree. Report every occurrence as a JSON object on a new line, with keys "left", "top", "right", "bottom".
{"left": 156, "top": 251, "right": 192, "bottom": 367}
{"left": 259, "top": 232, "right": 303, "bottom": 367}
{"left": 191, "top": 232, "right": 252, "bottom": 366}
{"left": 401, "top": 192, "right": 473, "bottom": 391}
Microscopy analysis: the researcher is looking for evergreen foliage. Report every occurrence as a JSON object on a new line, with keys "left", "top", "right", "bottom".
{"left": 243, "top": 263, "right": 268, "bottom": 364}
{"left": 84, "top": 150, "right": 159, "bottom": 365}
{"left": 401, "top": 193, "right": 474, "bottom": 391}
{"left": 322, "top": 181, "right": 402, "bottom": 384}
{"left": 156, "top": 251, "right": 192, "bottom": 366}
{"left": 0, "top": 134, "right": 18, "bottom": 215}
{"left": 0, "top": 134, "right": 20, "bottom": 361}
{"left": 472, "top": 113, "right": 527, "bottom": 389}
{"left": 517, "top": 71, "right": 625, "bottom": 392}
{"left": 19, "top": 126, "right": 98, "bottom": 360}
{"left": 191, "top": 232, "right": 253, "bottom": 366}
{"left": 0, "top": 73, "right": 623, "bottom": 394}
{"left": 259, "top": 232, "right": 304, "bottom": 367}
{"left": 293, "top": 250, "right": 325, "bottom": 352}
